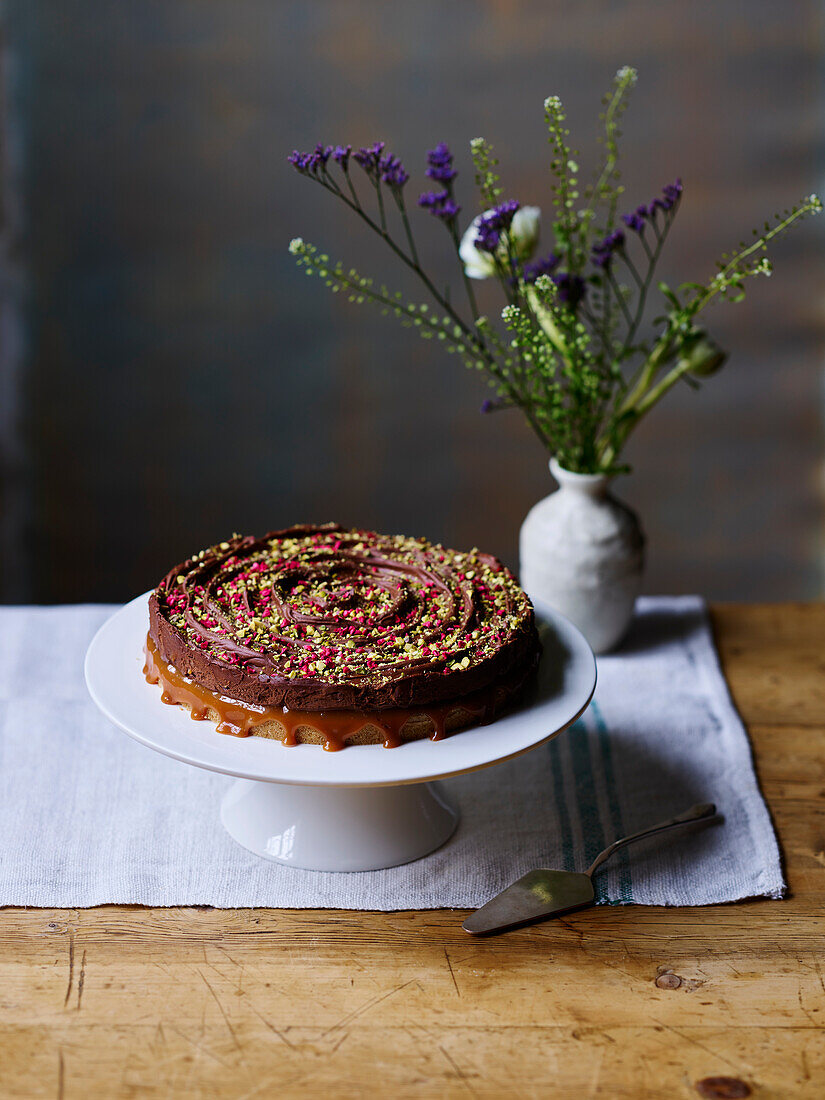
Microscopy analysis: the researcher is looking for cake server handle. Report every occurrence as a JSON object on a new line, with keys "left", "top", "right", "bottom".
{"left": 585, "top": 802, "right": 718, "bottom": 879}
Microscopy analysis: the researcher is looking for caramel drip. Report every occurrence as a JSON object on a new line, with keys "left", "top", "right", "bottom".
{"left": 143, "top": 635, "right": 496, "bottom": 752}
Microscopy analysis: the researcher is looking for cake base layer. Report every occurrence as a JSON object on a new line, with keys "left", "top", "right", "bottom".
{"left": 144, "top": 635, "right": 534, "bottom": 751}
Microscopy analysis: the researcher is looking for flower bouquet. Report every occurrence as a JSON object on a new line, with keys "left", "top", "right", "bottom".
{"left": 288, "top": 67, "right": 820, "bottom": 649}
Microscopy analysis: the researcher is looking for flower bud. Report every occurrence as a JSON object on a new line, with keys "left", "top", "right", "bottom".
{"left": 678, "top": 331, "right": 727, "bottom": 377}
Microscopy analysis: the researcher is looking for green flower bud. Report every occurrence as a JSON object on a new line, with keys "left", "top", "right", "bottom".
{"left": 678, "top": 331, "right": 728, "bottom": 377}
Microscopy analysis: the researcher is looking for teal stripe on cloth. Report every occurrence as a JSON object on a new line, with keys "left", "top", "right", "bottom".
{"left": 547, "top": 703, "right": 632, "bottom": 903}
{"left": 590, "top": 697, "right": 633, "bottom": 903}
{"left": 567, "top": 714, "right": 607, "bottom": 877}
{"left": 547, "top": 728, "right": 575, "bottom": 870}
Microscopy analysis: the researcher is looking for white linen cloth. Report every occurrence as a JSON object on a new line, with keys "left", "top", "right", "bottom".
{"left": 0, "top": 597, "right": 783, "bottom": 908}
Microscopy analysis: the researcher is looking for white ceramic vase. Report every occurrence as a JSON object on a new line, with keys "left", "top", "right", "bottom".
{"left": 519, "top": 458, "right": 645, "bottom": 654}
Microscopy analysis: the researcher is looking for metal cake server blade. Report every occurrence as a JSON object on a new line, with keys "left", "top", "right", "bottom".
{"left": 463, "top": 868, "right": 595, "bottom": 934}
{"left": 463, "top": 801, "right": 718, "bottom": 935}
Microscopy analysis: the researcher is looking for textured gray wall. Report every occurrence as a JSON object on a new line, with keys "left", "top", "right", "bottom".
{"left": 1, "top": 1, "right": 823, "bottom": 602}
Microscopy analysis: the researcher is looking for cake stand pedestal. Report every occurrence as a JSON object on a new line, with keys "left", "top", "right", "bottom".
{"left": 85, "top": 595, "right": 596, "bottom": 872}
{"left": 221, "top": 778, "right": 458, "bottom": 870}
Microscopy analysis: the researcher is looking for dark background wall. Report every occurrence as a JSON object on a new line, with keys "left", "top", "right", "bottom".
{"left": 1, "top": 1, "right": 823, "bottom": 603}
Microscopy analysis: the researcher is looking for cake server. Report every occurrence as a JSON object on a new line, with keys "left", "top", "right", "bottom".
{"left": 463, "top": 801, "right": 718, "bottom": 935}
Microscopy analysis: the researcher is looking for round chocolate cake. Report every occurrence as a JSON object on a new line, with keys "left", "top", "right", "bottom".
{"left": 146, "top": 523, "right": 542, "bottom": 749}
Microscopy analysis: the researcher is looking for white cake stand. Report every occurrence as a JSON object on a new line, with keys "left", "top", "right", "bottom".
{"left": 85, "top": 594, "right": 596, "bottom": 871}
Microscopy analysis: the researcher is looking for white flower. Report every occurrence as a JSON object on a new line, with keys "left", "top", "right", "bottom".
{"left": 459, "top": 206, "right": 541, "bottom": 280}
{"left": 510, "top": 206, "right": 541, "bottom": 259}
{"left": 459, "top": 222, "right": 497, "bottom": 279}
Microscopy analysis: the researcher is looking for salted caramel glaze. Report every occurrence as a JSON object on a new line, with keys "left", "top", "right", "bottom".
{"left": 144, "top": 634, "right": 519, "bottom": 751}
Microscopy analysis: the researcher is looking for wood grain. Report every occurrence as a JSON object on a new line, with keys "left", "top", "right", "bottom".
{"left": 1, "top": 604, "right": 824, "bottom": 1098}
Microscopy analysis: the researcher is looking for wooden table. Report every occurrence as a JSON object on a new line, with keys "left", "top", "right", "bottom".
{"left": 2, "top": 605, "right": 823, "bottom": 1098}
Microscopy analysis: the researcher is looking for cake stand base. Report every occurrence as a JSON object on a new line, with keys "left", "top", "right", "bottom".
{"left": 220, "top": 778, "right": 460, "bottom": 871}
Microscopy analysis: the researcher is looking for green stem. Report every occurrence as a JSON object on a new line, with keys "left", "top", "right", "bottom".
{"left": 314, "top": 173, "right": 485, "bottom": 357}
{"left": 692, "top": 200, "right": 819, "bottom": 313}
{"left": 449, "top": 220, "right": 481, "bottom": 324}
{"left": 394, "top": 193, "right": 420, "bottom": 267}
{"left": 344, "top": 171, "right": 361, "bottom": 209}
{"left": 607, "top": 269, "right": 634, "bottom": 329}
{"left": 582, "top": 72, "right": 632, "bottom": 230}
{"left": 616, "top": 331, "right": 674, "bottom": 415}
{"left": 617, "top": 248, "right": 645, "bottom": 291}
{"left": 616, "top": 205, "right": 677, "bottom": 385}
{"left": 596, "top": 334, "right": 679, "bottom": 468}
{"left": 373, "top": 178, "right": 387, "bottom": 233}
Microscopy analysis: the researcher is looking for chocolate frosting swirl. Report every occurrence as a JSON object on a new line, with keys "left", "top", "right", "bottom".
{"left": 148, "top": 524, "right": 541, "bottom": 711}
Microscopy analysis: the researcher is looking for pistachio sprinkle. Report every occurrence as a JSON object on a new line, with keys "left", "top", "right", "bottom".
{"left": 154, "top": 523, "right": 535, "bottom": 692}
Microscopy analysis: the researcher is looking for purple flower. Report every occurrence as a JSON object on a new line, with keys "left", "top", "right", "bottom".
{"left": 332, "top": 144, "right": 352, "bottom": 170}
{"left": 552, "top": 272, "right": 586, "bottom": 306}
{"left": 591, "top": 229, "right": 625, "bottom": 268}
{"left": 621, "top": 179, "right": 683, "bottom": 230}
{"left": 288, "top": 150, "right": 313, "bottom": 173}
{"left": 474, "top": 200, "right": 521, "bottom": 253}
{"left": 426, "top": 142, "right": 457, "bottom": 183}
{"left": 480, "top": 397, "right": 510, "bottom": 414}
{"left": 311, "top": 144, "right": 332, "bottom": 172}
{"left": 662, "top": 178, "right": 683, "bottom": 203}
{"left": 622, "top": 211, "right": 646, "bottom": 232}
{"left": 353, "top": 142, "right": 385, "bottom": 175}
{"left": 418, "top": 190, "right": 461, "bottom": 222}
{"left": 523, "top": 253, "right": 559, "bottom": 284}
{"left": 288, "top": 144, "right": 332, "bottom": 175}
{"left": 380, "top": 153, "right": 409, "bottom": 190}
{"left": 648, "top": 179, "right": 683, "bottom": 214}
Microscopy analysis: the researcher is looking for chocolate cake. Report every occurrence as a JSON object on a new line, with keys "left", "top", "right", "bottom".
{"left": 145, "top": 523, "right": 542, "bottom": 750}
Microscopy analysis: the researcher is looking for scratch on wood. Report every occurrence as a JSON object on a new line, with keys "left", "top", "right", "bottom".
{"left": 235, "top": 1074, "right": 294, "bottom": 1100}
{"left": 198, "top": 969, "right": 242, "bottom": 1052}
{"left": 444, "top": 946, "right": 460, "bottom": 997}
{"left": 439, "top": 1044, "right": 478, "bottom": 1098}
{"left": 76, "top": 950, "right": 86, "bottom": 1011}
{"left": 796, "top": 984, "right": 818, "bottom": 1027}
{"left": 652, "top": 1019, "right": 743, "bottom": 1075}
{"left": 555, "top": 921, "right": 639, "bottom": 984}
{"left": 166, "top": 1024, "right": 234, "bottom": 1071}
{"left": 801, "top": 1048, "right": 811, "bottom": 1081}
{"left": 57, "top": 1050, "right": 64, "bottom": 1100}
{"left": 214, "top": 945, "right": 245, "bottom": 996}
{"left": 63, "top": 930, "right": 75, "bottom": 1007}
{"left": 214, "top": 944, "right": 243, "bottom": 970}
{"left": 812, "top": 955, "right": 825, "bottom": 998}
{"left": 321, "top": 977, "right": 418, "bottom": 1037}
{"left": 329, "top": 1030, "right": 349, "bottom": 1055}
{"left": 556, "top": 916, "right": 584, "bottom": 943}
{"left": 247, "top": 1003, "right": 296, "bottom": 1050}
